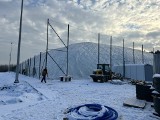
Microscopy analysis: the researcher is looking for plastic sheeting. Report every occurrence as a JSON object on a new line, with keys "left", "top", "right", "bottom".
{"left": 112, "top": 64, "right": 153, "bottom": 81}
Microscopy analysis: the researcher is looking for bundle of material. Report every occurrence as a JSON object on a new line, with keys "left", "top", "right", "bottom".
{"left": 153, "top": 74, "right": 160, "bottom": 116}
{"left": 64, "top": 104, "right": 118, "bottom": 120}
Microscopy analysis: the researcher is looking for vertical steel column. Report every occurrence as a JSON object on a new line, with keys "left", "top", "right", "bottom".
{"left": 153, "top": 48, "right": 155, "bottom": 73}
{"left": 8, "top": 42, "right": 13, "bottom": 72}
{"left": 142, "top": 44, "right": 144, "bottom": 64}
{"left": 15, "top": 0, "right": 24, "bottom": 83}
{"left": 29, "top": 58, "right": 31, "bottom": 76}
{"left": 39, "top": 52, "right": 41, "bottom": 79}
{"left": 45, "top": 19, "right": 49, "bottom": 68}
{"left": 28, "top": 59, "right": 29, "bottom": 76}
{"left": 34, "top": 56, "right": 35, "bottom": 68}
{"left": 21, "top": 63, "right": 23, "bottom": 73}
{"left": 33, "top": 56, "right": 36, "bottom": 77}
{"left": 110, "top": 36, "right": 112, "bottom": 70}
{"left": 98, "top": 33, "right": 100, "bottom": 64}
{"left": 123, "top": 39, "right": 125, "bottom": 78}
{"left": 66, "top": 24, "right": 69, "bottom": 76}
{"left": 133, "top": 42, "right": 135, "bottom": 64}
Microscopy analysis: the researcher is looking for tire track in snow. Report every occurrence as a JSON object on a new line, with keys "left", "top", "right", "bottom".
{"left": 27, "top": 82, "right": 59, "bottom": 100}
{"left": 23, "top": 81, "right": 48, "bottom": 100}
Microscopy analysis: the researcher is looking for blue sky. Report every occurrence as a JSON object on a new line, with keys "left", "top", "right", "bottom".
{"left": 0, "top": 0, "right": 160, "bottom": 64}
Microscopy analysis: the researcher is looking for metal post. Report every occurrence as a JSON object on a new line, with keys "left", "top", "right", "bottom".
{"left": 110, "top": 36, "right": 112, "bottom": 70}
{"left": 20, "top": 63, "right": 21, "bottom": 74}
{"left": 142, "top": 44, "right": 144, "bottom": 64}
{"left": 39, "top": 52, "right": 42, "bottom": 79}
{"left": 29, "top": 58, "right": 31, "bottom": 76}
{"left": 34, "top": 56, "right": 35, "bottom": 67}
{"left": 8, "top": 42, "right": 13, "bottom": 72}
{"left": 98, "top": 33, "right": 100, "bottom": 64}
{"left": 66, "top": 24, "right": 69, "bottom": 76}
{"left": 21, "top": 63, "right": 23, "bottom": 73}
{"left": 25, "top": 60, "right": 27, "bottom": 75}
{"left": 32, "top": 56, "right": 35, "bottom": 77}
{"left": 45, "top": 19, "right": 49, "bottom": 68}
{"left": 153, "top": 48, "right": 155, "bottom": 73}
{"left": 15, "top": 0, "right": 23, "bottom": 83}
{"left": 123, "top": 39, "right": 125, "bottom": 78}
{"left": 28, "top": 59, "right": 29, "bottom": 76}
{"left": 133, "top": 42, "right": 135, "bottom": 64}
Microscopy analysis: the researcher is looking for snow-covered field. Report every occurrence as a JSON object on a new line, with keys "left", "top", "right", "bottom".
{"left": 0, "top": 72, "right": 158, "bottom": 120}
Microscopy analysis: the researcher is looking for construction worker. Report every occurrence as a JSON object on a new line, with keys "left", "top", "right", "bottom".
{"left": 41, "top": 68, "right": 48, "bottom": 83}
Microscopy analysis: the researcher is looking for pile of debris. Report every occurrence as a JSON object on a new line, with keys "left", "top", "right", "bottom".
{"left": 152, "top": 74, "right": 160, "bottom": 117}
{"left": 135, "top": 82, "right": 153, "bottom": 102}
{"left": 133, "top": 75, "right": 160, "bottom": 117}
{"left": 130, "top": 80, "right": 146, "bottom": 85}
{"left": 123, "top": 76, "right": 160, "bottom": 118}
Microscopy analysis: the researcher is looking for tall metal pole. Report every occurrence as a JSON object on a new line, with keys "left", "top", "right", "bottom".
{"left": 110, "top": 36, "right": 112, "bottom": 70}
{"left": 8, "top": 42, "right": 13, "bottom": 72}
{"left": 45, "top": 19, "right": 49, "bottom": 68}
{"left": 142, "top": 44, "right": 144, "bottom": 64}
{"left": 98, "top": 33, "right": 100, "bottom": 64}
{"left": 123, "top": 39, "right": 125, "bottom": 78}
{"left": 34, "top": 56, "right": 35, "bottom": 68}
{"left": 15, "top": 0, "right": 24, "bottom": 83}
{"left": 27, "top": 59, "right": 29, "bottom": 76}
{"left": 153, "top": 48, "right": 155, "bottom": 74}
{"left": 66, "top": 24, "right": 69, "bottom": 76}
{"left": 24, "top": 60, "right": 27, "bottom": 72}
{"left": 29, "top": 58, "right": 31, "bottom": 76}
{"left": 22, "top": 63, "right": 23, "bottom": 72}
{"left": 133, "top": 42, "right": 135, "bottom": 64}
{"left": 39, "top": 52, "right": 42, "bottom": 79}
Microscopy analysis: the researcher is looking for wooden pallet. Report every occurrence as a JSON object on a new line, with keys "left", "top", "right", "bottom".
{"left": 123, "top": 98, "right": 146, "bottom": 109}
{"left": 60, "top": 76, "right": 71, "bottom": 82}
{"left": 63, "top": 118, "right": 69, "bottom": 120}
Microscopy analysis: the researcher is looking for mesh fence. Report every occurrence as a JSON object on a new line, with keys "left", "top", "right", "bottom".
{"left": 19, "top": 19, "right": 153, "bottom": 79}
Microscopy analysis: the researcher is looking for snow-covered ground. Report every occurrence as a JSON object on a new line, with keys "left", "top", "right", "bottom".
{"left": 0, "top": 72, "right": 158, "bottom": 120}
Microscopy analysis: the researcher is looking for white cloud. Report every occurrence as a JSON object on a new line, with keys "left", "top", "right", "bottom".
{"left": 0, "top": 0, "right": 12, "bottom": 1}
{"left": 0, "top": 0, "right": 159, "bottom": 64}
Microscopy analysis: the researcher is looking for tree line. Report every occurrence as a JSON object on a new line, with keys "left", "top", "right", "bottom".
{"left": 0, "top": 64, "right": 16, "bottom": 72}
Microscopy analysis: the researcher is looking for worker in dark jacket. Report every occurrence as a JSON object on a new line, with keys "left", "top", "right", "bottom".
{"left": 41, "top": 68, "right": 48, "bottom": 83}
